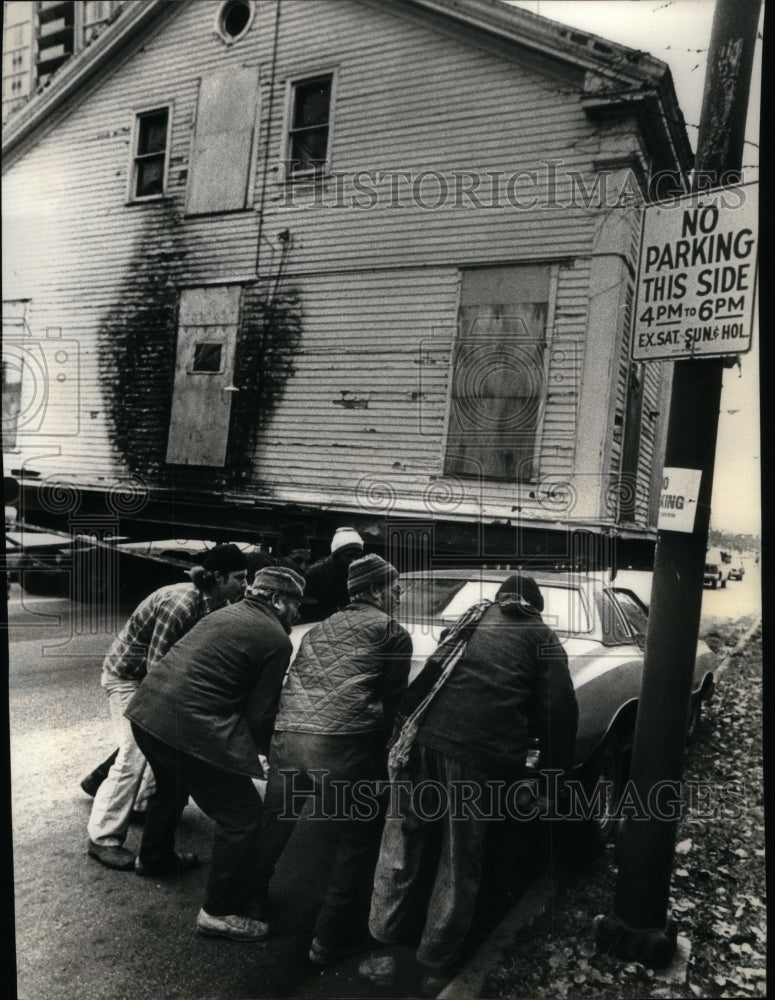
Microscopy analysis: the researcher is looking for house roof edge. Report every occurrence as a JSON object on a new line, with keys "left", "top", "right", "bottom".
{"left": 2, "top": 0, "right": 168, "bottom": 160}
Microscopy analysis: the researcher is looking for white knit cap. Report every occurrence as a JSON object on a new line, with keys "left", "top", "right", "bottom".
{"left": 330, "top": 527, "right": 364, "bottom": 554}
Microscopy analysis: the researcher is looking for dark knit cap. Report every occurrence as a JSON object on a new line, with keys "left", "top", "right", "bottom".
{"left": 249, "top": 566, "right": 306, "bottom": 599}
{"left": 496, "top": 574, "right": 544, "bottom": 612}
{"left": 201, "top": 543, "right": 248, "bottom": 574}
{"left": 347, "top": 554, "right": 398, "bottom": 597}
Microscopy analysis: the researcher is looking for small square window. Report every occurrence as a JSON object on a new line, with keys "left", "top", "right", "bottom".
{"left": 288, "top": 74, "right": 333, "bottom": 177}
{"left": 192, "top": 343, "right": 223, "bottom": 373}
{"left": 131, "top": 108, "right": 169, "bottom": 199}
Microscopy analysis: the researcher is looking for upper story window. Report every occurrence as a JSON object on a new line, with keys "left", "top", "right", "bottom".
{"left": 130, "top": 107, "right": 170, "bottom": 200}
{"left": 215, "top": 0, "right": 255, "bottom": 45}
{"left": 286, "top": 73, "right": 335, "bottom": 179}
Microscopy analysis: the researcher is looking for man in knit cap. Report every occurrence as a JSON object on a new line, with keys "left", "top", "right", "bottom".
{"left": 301, "top": 526, "right": 364, "bottom": 621}
{"left": 360, "top": 574, "right": 578, "bottom": 995}
{"left": 252, "top": 553, "right": 412, "bottom": 965}
{"left": 86, "top": 543, "right": 249, "bottom": 871}
{"left": 125, "top": 566, "right": 306, "bottom": 941}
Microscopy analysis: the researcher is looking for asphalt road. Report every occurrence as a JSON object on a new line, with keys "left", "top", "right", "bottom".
{"left": 6, "top": 567, "right": 760, "bottom": 1000}
{"left": 6, "top": 585, "right": 525, "bottom": 1000}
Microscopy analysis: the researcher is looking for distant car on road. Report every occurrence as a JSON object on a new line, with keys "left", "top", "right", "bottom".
{"left": 727, "top": 558, "right": 745, "bottom": 581}
{"left": 704, "top": 548, "right": 732, "bottom": 589}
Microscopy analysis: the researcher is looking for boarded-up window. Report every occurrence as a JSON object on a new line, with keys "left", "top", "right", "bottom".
{"left": 187, "top": 67, "right": 259, "bottom": 214}
{"left": 444, "top": 265, "right": 551, "bottom": 482}
{"left": 287, "top": 74, "right": 333, "bottom": 177}
{"left": 166, "top": 286, "right": 241, "bottom": 467}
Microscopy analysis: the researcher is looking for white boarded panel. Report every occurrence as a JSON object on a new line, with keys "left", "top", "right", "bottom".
{"left": 186, "top": 67, "right": 258, "bottom": 214}
{"left": 166, "top": 285, "right": 240, "bottom": 466}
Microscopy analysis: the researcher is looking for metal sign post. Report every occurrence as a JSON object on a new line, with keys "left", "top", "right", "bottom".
{"left": 596, "top": 0, "right": 760, "bottom": 968}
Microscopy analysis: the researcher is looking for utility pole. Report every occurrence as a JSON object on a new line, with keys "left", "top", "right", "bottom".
{"left": 596, "top": 0, "right": 761, "bottom": 967}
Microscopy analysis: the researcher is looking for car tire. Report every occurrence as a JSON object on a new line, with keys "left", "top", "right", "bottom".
{"left": 582, "top": 731, "right": 624, "bottom": 846}
{"left": 721, "top": 578, "right": 727, "bottom": 588}
{"left": 711, "top": 578, "right": 718, "bottom": 590}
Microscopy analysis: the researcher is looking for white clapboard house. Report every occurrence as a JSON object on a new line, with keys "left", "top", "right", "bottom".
{"left": 2, "top": 0, "right": 692, "bottom": 565}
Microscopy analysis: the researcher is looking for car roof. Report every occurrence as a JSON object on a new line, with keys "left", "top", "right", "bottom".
{"left": 400, "top": 568, "right": 609, "bottom": 586}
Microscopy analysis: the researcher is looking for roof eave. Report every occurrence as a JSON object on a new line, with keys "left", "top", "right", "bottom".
{"left": 2, "top": 0, "right": 166, "bottom": 160}
{"left": 404, "top": 0, "right": 667, "bottom": 86}
{"left": 403, "top": 0, "right": 692, "bottom": 173}
{"left": 582, "top": 89, "right": 694, "bottom": 177}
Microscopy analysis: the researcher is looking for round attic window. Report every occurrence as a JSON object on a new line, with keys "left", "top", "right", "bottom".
{"left": 215, "top": 0, "right": 254, "bottom": 44}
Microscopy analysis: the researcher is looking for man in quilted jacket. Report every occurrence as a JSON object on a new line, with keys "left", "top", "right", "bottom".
{"left": 252, "top": 553, "right": 412, "bottom": 965}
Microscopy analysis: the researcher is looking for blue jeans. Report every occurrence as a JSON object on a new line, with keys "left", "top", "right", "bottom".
{"left": 368, "top": 744, "right": 489, "bottom": 969}
{"left": 254, "top": 730, "right": 388, "bottom": 949}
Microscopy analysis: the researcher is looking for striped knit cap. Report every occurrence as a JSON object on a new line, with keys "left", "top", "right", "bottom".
{"left": 347, "top": 554, "right": 398, "bottom": 597}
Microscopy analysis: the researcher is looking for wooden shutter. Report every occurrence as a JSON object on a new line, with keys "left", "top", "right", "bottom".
{"left": 445, "top": 266, "right": 550, "bottom": 482}
{"left": 165, "top": 286, "right": 241, "bottom": 467}
{"left": 186, "top": 67, "right": 258, "bottom": 214}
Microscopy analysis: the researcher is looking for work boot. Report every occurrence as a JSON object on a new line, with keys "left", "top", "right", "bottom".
{"left": 196, "top": 909, "right": 270, "bottom": 942}
{"left": 134, "top": 851, "right": 199, "bottom": 877}
{"left": 87, "top": 841, "right": 135, "bottom": 871}
{"left": 308, "top": 936, "right": 360, "bottom": 966}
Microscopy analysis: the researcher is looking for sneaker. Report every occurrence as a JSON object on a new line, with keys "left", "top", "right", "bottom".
{"left": 358, "top": 951, "right": 398, "bottom": 985}
{"left": 135, "top": 852, "right": 199, "bottom": 877}
{"left": 87, "top": 841, "right": 135, "bottom": 871}
{"left": 420, "top": 967, "right": 455, "bottom": 996}
{"left": 308, "top": 936, "right": 360, "bottom": 966}
{"left": 196, "top": 909, "right": 270, "bottom": 942}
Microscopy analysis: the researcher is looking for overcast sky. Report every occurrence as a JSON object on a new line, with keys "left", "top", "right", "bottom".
{"left": 511, "top": 0, "right": 762, "bottom": 538}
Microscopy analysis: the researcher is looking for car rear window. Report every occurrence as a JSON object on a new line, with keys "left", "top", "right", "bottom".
{"left": 399, "top": 578, "right": 590, "bottom": 633}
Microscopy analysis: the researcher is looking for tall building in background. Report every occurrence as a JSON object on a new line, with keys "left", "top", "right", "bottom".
{"left": 2, "top": 1, "right": 124, "bottom": 121}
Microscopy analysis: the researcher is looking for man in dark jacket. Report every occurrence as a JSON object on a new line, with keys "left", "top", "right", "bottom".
{"left": 125, "top": 566, "right": 306, "bottom": 942}
{"left": 252, "top": 554, "right": 412, "bottom": 964}
{"left": 360, "top": 574, "right": 578, "bottom": 994}
{"left": 301, "top": 526, "right": 364, "bottom": 621}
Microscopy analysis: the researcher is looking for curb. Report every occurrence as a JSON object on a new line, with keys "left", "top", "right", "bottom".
{"left": 437, "top": 871, "right": 563, "bottom": 999}
{"left": 439, "top": 615, "right": 762, "bottom": 999}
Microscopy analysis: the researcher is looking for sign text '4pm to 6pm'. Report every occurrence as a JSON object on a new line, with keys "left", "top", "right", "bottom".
{"left": 631, "top": 184, "right": 758, "bottom": 363}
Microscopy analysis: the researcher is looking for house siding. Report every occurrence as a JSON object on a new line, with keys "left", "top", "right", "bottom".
{"left": 2, "top": 0, "right": 675, "bottom": 534}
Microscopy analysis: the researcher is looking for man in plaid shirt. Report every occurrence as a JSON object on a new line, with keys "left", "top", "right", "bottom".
{"left": 87, "top": 544, "right": 249, "bottom": 871}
